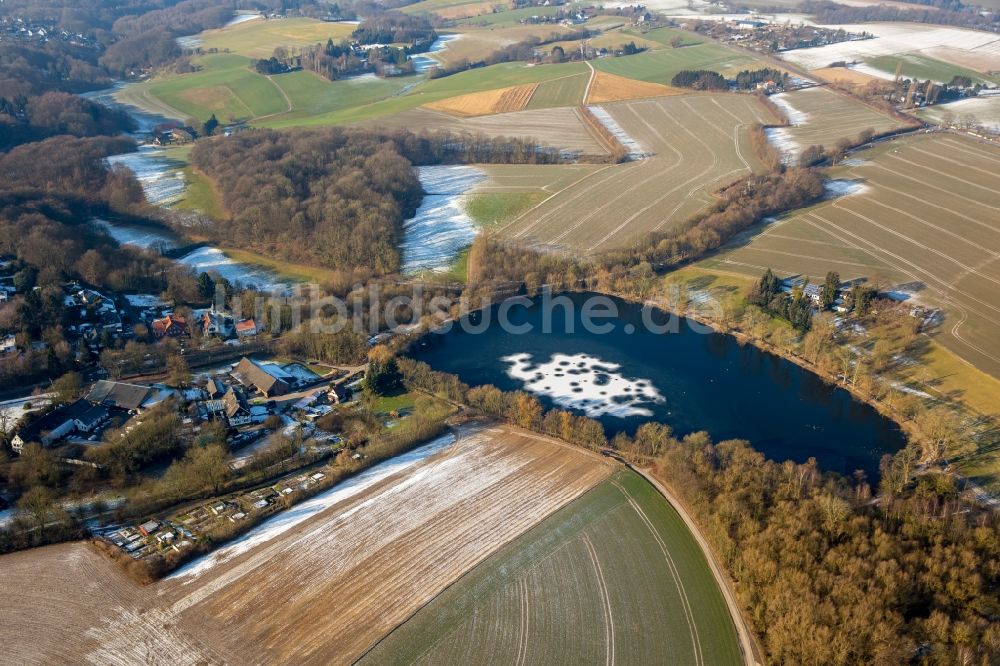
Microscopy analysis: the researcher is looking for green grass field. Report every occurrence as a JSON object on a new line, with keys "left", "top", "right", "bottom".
{"left": 866, "top": 54, "right": 999, "bottom": 85}
{"left": 360, "top": 469, "right": 741, "bottom": 665}
{"left": 592, "top": 43, "right": 757, "bottom": 85}
{"left": 133, "top": 53, "right": 288, "bottom": 123}
{"left": 526, "top": 71, "right": 589, "bottom": 108}
{"left": 198, "top": 16, "right": 354, "bottom": 58}
{"left": 453, "top": 5, "right": 567, "bottom": 26}
{"left": 466, "top": 191, "right": 549, "bottom": 228}
{"left": 624, "top": 26, "right": 703, "bottom": 48}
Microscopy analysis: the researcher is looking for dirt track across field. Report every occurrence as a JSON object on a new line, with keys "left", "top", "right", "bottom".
{"left": 0, "top": 425, "right": 611, "bottom": 666}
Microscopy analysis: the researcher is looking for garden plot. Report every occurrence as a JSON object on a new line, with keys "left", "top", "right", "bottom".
{"left": 703, "top": 132, "right": 1000, "bottom": 378}
{"left": 0, "top": 426, "right": 612, "bottom": 666}
{"left": 498, "top": 93, "right": 776, "bottom": 253}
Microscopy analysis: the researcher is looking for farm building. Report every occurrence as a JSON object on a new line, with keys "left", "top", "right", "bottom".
{"left": 86, "top": 380, "right": 175, "bottom": 412}
{"left": 232, "top": 358, "right": 291, "bottom": 397}
{"left": 10, "top": 400, "right": 111, "bottom": 452}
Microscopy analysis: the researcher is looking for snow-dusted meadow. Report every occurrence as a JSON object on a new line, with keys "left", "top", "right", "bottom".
{"left": 170, "top": 433, "right": 458, "bottom": 582}
{"left": 779, "top": 23, "right": 1000, "bottom": 74}
{"left": 401, "top": 165, "right": 487, "bottom": 274}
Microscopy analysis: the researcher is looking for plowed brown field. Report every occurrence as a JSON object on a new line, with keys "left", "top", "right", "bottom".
{"left": 424, "top": 83, "right": 538, "bottom": 116}
{"left": 586, "top": 71, "right": 683, "bottom": 104}
{"left": 0, "top": 426, "right": 612, "bottom": 666}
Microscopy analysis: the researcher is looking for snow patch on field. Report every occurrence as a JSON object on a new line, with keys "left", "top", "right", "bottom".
{"left": 124, "top": 294, "right": 170, "bottom": 308}
{"left": 587, "top": 105, "right": 647, "bottom": 158}
{"left": 169, "top": 433, "right": 457, "bottom": 582}
{"left": 106, "top": 147, "right": 187, "bottom": 207}
{"left": 770, "top": 92, "right": 810, "bottom": 126}
{"left": 401, "top": 165, "right": 487, "bottom": 274}
{"left": 503, "top": 352, "right": 665, "bottom": 418}
{"left": 765, "top": 126, "right": 802, "bottom": 164}
{"left": 0, "top": 394, "right": 52, "bottom": 433}
{"left": 825, "top": 179, "right": 870, "bottom": 198}
{"left": 920, "top": 95, "right": 1000, "bottom": 130}
{"left": 411, "top": 34, "right": 462, "bottom": 72}
{"left": 93, "top": 219, "right": 179, "bottom": 251}
{"left": 780, "top": 23, "right": 1000, "bottom": 71}
{"left": 765, "top": 93, "right": 809, "bottom": 163}
{"left": 175, "top": 247, "right": 289, "bottom": 292}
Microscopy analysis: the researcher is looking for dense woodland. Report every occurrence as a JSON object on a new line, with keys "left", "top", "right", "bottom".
{"left": 189, "top": 127, "right": 566, "bottom": 274}
{"left": 350, "top": 11, "right": 437, "bottom": 50}
{"left": 189, "top": 128, "right": 422, "bottom": 275}
{"left": 656, "top": 437, "right": 1000, "bottom": 664}
{"left": 0, "top": 91, "right": 135, "bottom": 150}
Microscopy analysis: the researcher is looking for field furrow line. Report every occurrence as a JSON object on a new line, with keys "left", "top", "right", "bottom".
{"left": 616, "top": 482, "right": 704, "bottom": 666}
{"left": 582, "top": 533, "right": 615, "bottom": 666}
{"left": 881, "top": 155, "right": 1000, "bottom": 202}
{"left": 832, "top": 201, "right": 1000, "bottom": 287}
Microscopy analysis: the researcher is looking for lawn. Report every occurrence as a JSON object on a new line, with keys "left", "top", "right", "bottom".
{"left": 592, "top": 43, "right": 757, "bottom": 85}
{"left": 360, "top": 469, "right": 741, "bottom": 665}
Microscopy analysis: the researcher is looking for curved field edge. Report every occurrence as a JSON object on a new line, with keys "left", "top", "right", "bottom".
{"left": 359, "top": 469, "right": 742, "bottom": 666}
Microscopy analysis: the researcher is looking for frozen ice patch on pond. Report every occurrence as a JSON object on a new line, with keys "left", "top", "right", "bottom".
{"left": 825, "top": 179, "right": 869, "bottom": 198}
{"left": 587, "top": 105, "right": 647, "bottom": 158}
{"left": 502, "top": 352, "right": 665, "bottom": 418}
{"left": 401, "top": 165, "right": 487, "bottom": 274}
{"left": 168, "top": 433, "right": 457, "bottom": 582}
{"left": 107, "top": 146, "right": 187, "bottom": 206}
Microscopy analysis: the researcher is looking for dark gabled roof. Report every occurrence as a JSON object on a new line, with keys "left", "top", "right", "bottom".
{"left": 15, "top": 399, "right": 107, "bottom": 443}
{"left": 222, "top": 387, "right": 250, "bottom": 419}
{"left": 86, "top": 380, "right": 152, "bottom": 411}
{"left": 205, "top": 378, "right": 225, "bottom": 399}
{"left": 231, "top": 358, "right": 288, "bottom": 395}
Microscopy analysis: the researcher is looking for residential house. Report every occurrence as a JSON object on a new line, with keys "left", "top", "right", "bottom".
{"left": 151, "top": 315, "right": 188, "bottom": 339}
{"left": 235, "top": 319, "right": 259, "bottom": 338}
{"left": 205, "top": 377, "right": 226, "bottom": 399}
{"left": 200, "top": 309, "right": 234, "bottom": 338}
{"left": 1, "top": 334, "right": 16, "bottom": 355}
{"left": 231, "top": 357, "right": 290, "bottom": 397}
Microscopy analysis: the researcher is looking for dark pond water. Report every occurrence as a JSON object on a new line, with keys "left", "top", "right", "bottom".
{"left": 409, "top": 292, "right": 905, "bottom": 478}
